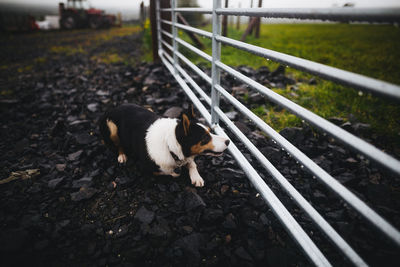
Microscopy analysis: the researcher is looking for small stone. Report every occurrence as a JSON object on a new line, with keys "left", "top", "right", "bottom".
{"left": 225, "top": 111, "right": 238, "bottom": 120}
{"left": 185, "top": 190, "right": 206, "bottom": 211}
{"left": 72, "top": 176, "right": 93, "bottom": 188}
{"left": 163, "top": 106, "right": 183, "bottom": 118}
{"left": 70, "top": 187, "right": 98, "bottom": 201}
{"left": 87, "top": 103, "right": 99, "bottom": 112}
{"left": 182, "top": 225, "right": 193, "bottom": 234}
{"left": 221, "top": 184, "right": 229, "bottom": 195}
{"left": 225, "top": 234, "right": 232, "bottom": 244}
{"left": 55, "top": 164, "right": 66, "bottom": 172}
{"left": 67, "top": 150, "right": 83, "bottom": 161}
{"left": 134, "top": 206, "right": 155, "bottom": 224}
{"left": 235, "top": 246, "right": 253, "bottom": 261}
{"left": 126, "top": 87, "right": 136, "bottom": 94}
{"left": 48, "top": 177, "right": 64, "bottom": 189}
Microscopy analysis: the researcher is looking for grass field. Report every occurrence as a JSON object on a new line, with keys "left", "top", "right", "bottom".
{"left": 143, "top": 22, "right": 400, "bottom": 148}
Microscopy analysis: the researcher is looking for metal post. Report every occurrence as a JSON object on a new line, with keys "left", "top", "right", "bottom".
{"left": 156, "top": 0, "right": 162, "bottom": 55}
{"left": 211, "top": 0, "right": 221, "bottom": 125}
{"left": 171, "top": 0, "right": 178, "bottom": 74}
{"left": 150, "top": 0, "right": 160, "bottom": 62}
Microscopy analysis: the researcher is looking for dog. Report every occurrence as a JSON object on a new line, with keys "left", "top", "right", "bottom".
{"left": 99, "top": 103, "right": 230, "bottom": 187}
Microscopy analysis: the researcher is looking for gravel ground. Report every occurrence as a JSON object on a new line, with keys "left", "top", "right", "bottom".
{"left": 0, "top": 28, "right": 399, "bottom": 267}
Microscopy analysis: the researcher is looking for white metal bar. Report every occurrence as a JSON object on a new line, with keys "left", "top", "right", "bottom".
{"left": 161, "top": 19, "right": 213, "bottom": 38}
{"left": 211, "top": 0, "right": 222, "bottom": 125}
{"left": 161, "top": 7, "right": 212, "bottom": 14}
{"left": 215, "top": 7, "right": 400, "bottom": 23}
{"left": 156, "top": 0, "right": 162, "bottom": 55}
{"left": 215, "top": 60, "right": 400, "bottom": 177}
{"left": 161, "top": 29, "right": 173, "bottom": 39}
{"left": 175, "top": 37, "right": 212, "bottom": 62}
{"left": 215, "top": 35, "right": 400, "bottom": 101}
{"left": 171, "top": 0, "right": 178, "bottom": 74}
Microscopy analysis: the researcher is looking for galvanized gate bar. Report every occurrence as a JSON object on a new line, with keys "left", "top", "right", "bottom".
{"left": 161, "top": 7, "right": 212, "bottom": 14}
{"left": 215, "top": 8, "right": 400, "bottom": 22}
{"left": 215, "top": 60, "right": 400, "bottom": 177}
{"left": 170, "top": 0, "right": 178, "bottom": 74}
{"left": 155, "top": 1, "right": 400, "bottom": 265}
{"left": 175, "top": 37, "right": 212, "bottom": 61}
{"left": 161, "top": 19, "right": 213, "bottom": 38}
{"left": 210, "top": 0, "right": 222, "bottom": 125}
{"left": 160, "top": 50, "right": 332, "bottom": 267}
{"left": 215, "top": 35, "right": 400, "bottom": 101}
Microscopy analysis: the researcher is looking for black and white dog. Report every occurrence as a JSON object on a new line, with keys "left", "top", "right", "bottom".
{"left": 99, "top": 104, "right": 230, "bottom": 187}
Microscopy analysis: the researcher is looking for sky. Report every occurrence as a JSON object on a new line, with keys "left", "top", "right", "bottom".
{"left": 0, "top": 0, "right": 399, "bottom": 20}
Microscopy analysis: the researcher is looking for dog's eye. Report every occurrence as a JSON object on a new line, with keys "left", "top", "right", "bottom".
{"left": 200, "top": 134, "right": 211, "bottom": 145}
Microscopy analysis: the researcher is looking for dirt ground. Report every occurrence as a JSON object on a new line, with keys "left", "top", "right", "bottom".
{"left": 0, "top": 27, "right": 399, "bottom": 267}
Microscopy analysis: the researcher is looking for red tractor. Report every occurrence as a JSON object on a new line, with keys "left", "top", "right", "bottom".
{"left": 59, "top": 0, "right": 115, "bottom": 30}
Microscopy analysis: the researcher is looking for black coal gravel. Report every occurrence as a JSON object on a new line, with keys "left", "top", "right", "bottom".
{"left": 1, "top": 29, "right": 399, "bottom": 267}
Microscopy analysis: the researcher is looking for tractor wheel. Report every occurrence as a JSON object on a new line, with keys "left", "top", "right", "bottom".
{"left": 60, "top": 15, "right": 76, "bottom": 30}
{"left": 89, "top": 16, "right": 102, "bottom": 29}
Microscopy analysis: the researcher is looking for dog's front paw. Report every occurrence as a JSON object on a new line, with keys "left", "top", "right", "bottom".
{"left": 191, "top": 174, "right": 204, "bottom": 187}
{"left": 118, "top": 154, "right": 127, "bottom": 164}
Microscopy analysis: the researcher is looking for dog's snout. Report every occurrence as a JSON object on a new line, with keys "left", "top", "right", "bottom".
{"left": 225, "top": 139, "right": 230, "bottom": 146}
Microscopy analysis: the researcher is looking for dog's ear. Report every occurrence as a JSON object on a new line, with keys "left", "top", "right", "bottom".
{"left": 189, "top": 105, "right": 196, "bottom": 120}
{"left": 181, "top": 113, "right": 191, "bottom": 136}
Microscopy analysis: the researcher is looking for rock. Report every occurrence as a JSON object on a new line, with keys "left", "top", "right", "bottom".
{"left": 232, "top": 85, "right": 248, "bottom": 96}
{"left": 87, "top": 103, "right": 99, "bottom": 112}
{"left": 271, "top": 65, "right": 286, "bottom": 76}
{"left": 308, "top": 77, "right": 317, "bottom": 85}
{"left": 335, "top": 172, "right": 356, "bottom": 184}
{"left": 279, "top": 127, "right": 304, "bottom": 144}
{"left": 235, "top": 246, "right": 253, "bottom": 261}
{"left": 70, "top": 187, "right": 98, "bottom": 201}
{"left": 222, "top": 213, "right": 237, "bottom": 230}
{"left": 67, "top": 150, "right": 83, "bottom": 161}
{"left": 72, "top": 176, "right": 93, "bottom": 188}
{"left": 326, "top": 210, "right": 345, "bottom": 220}
{"left": 225, "top": 111, "right": 238, "bottom": 120}
{"left": 55, "top": 164, "right": 66, "bottom": 172}
{"left": 126, "top": 87, "right": 136, "bottom": 94}
{"left": 163, "top": 106, "right": 183, "bottom": 118}
{"left": 248, "top": 92, "right": 264, "bottom": 104}
{"left": 75, "top": 133, "right": 96, "bottom": 145}
{"left": 155, "top": 95, "right": 179, "bottom": 104}
{"left": 134, "top": 206, "right": 155, "bottom": 224}
{"left": 234, "top": 121, "right": 251, "bottom": 135}
{"left": 328, "top": 117, "right": 346, "bottom": 126}
{"left": 173, "top": 233, "right": 206, "bottom": 264}
{"left": 202, "top": 209, "right": 224, "bottom": 224}
{"left": 48, "top": 177, "right": 64, "bottom": 189}
{"left": 221, "top": 184, "right": 230, "bottom": 195}
{"left": 184, "top": 190, "right": 206, "bottom": 212}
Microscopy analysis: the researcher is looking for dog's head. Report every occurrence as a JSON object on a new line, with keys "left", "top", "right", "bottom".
{"left": 175, "top": 108, "right": 230, "bottom": 157}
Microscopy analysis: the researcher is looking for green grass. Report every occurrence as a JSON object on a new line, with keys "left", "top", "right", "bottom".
{"left": 173, "top": 23, "right": 400, "bottom": 147}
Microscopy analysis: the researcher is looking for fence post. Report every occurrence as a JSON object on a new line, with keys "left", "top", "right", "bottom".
{"left": 171, "top": 0, "right": 178, "bottom": 74}
{"left": 150, "top": 0, "right": 160, "bottom": 62}
{"left": 211, "top": 0, "right": 222, "bottom": 125}
{"left": 155, "top": 0, "right": 162, "bottom": 57}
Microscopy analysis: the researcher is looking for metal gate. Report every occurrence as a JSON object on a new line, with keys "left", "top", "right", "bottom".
{"left": 153, "top": 0, "right": 400, "bottom": 265}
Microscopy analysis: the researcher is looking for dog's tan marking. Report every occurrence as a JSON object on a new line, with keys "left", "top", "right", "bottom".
{"left": 182, "top": 114, "right": 190, "bottom": 136}
{"left": 106, "top": 119, "right": 126, "bottom": 162}
{"left": 190, "top": 138, "right": 215, "bottom": 155}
